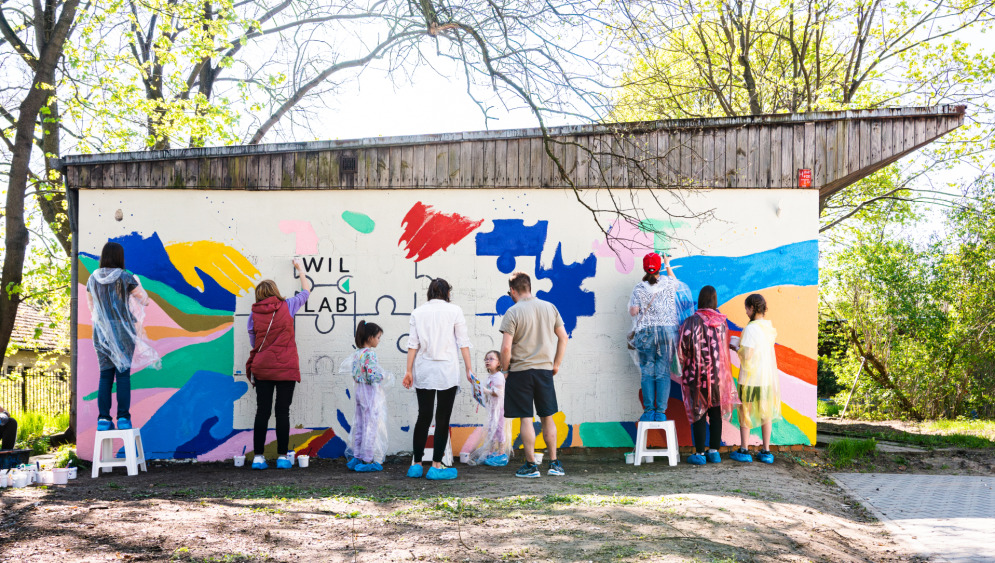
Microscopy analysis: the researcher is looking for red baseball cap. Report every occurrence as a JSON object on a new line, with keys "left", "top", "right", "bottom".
{"left": 642, "top": 252, "right": 662, "bottom": 274}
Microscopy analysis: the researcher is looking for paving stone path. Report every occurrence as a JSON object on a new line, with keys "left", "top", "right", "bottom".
{"left": 832, "top": 473, "right": 995, "bottom": 563}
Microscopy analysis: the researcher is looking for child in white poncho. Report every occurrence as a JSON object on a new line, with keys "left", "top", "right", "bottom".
{"left": 465, "top": 350, "right": 512, "bottom": 466}
{"left": 730, "top": 294, "right": 781, "bottom": 465}
{"left": 341, "top": 321, "right": 391, "bottom": 472}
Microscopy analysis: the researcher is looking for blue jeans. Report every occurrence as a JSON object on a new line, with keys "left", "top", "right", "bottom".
{"left": 635, "top": 325, "right": 679, "bottom": 413}
{"left": 98, "top": 366, "right": 131, "bottom": 421}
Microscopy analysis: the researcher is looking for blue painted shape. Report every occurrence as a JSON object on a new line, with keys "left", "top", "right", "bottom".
{"left": 337, "top": 409, "right": 351, "bottom": 433}
{"left": 669, "top": 380, "right": 683, "bottom": 400}
{"left": 139, "top": 370, "right": 248, "bottom": 459}
{"left": 672, "top": 240, "right": 818, "bottom": 305}
{"left": 535, "top": 243, "right": 597, "bottom": 336}
{"left": 401, "top": 425, "right": 410, "bottom": 432}
{"left": 475, "top": 220, "right": 548, "bottom": 273}
{"left": 317, "top": 435, "right": 348, "bottom": 459}
{"left": 495, "top": 295, "right": 514, "bottom": 315}
{"left": 81, "top": 232, "right": 236, "bottom": 311}
{"left": 345, "top": 388, "right": 351, "bottom": 399}
{"left": 620, "top": 421, "right": 638, "bottom": 443}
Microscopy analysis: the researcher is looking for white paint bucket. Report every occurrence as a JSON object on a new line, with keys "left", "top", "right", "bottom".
{"left": 459, "top": 452, "right": 470, "bottom": 464}
{"left": 11, "top": 470, "right": 29, "bottom": 488}
{"left": 67, "top": 467, "right": 77, "bottom": 479}
{"left": 625, "top": 452, "right": 634, "bottom": 464}
{"left": 0, "top": 469, "right": 8, "bottom": 487}
{"left": 233, "top": 455, "right": 245, "bottom": 467}
{"left": 38, "top": 470, "right": 55, "bottom": 485}
{"left": 52, "top": 468, "right": 69, "bottom": 485}
{"left": 286, "top": 451, "right": 295, "bottom": 464}
{"left": 534, "top": 453, "right": 543, "bottom": 464}
{"left": 297, "top": 455, "right": 309, "bottom": 468}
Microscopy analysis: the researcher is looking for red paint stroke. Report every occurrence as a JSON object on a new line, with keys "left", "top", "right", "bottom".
{"left": 729, "top": 329, "right": 818, "bottom": 387}
{"left": 295, "top": 428, "right": 338, "bottom": 457}
{"left": 398, "top": 202, "right": 484, "bottom": 262}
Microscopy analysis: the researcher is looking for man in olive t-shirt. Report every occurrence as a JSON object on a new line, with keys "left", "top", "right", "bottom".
{"left": 499, "top": 272, "right": 569, "bottom": 478}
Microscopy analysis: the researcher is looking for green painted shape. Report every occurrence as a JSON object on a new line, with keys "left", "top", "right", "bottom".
{"left": 730, "top": 407, "right": 810, "bottom": 445}
{"left": 341, "top": 211, "right": 375, "bottom": 234}
{"left": 80, "top": 256, "right": 233, "bottom": 316}
{"left": 638, "top": 218, "right": 688, "bottom": 254}
{"left": 578, "top": 422, "right": 635, "bottom": 448}
{"left": 82, "top": 329, "right": 234, "bottom": 400}
{"left": 343, "top": 278, "right": 350, "bottom": 293}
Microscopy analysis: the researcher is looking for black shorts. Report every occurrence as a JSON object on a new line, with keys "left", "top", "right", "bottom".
{"left": 505, "top": 369, "right": 559, "bottom": 419}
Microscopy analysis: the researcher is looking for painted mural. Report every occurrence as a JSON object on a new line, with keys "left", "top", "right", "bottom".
{"left": 76, "top": 189, "right": 817, "bottom": 460}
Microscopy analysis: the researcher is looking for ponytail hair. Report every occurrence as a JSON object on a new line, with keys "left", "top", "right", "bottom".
{"left": 745, "top": 293, "right": 768, "bottom": 320}
{"left": 355, "top": 320, "right": 383, "bottom": 348}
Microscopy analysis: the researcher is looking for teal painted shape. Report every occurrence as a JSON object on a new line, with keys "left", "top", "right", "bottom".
{"left": 342, "top": 211, "right": 375, "bottom": 234}
{"left": 80, "top": 256, "right": 232, "bottom": 316}
{"left": 578, "top": 422, "right": 636, "bottom": 448}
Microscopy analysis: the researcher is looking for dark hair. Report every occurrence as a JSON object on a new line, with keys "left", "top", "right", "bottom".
{"left": 698, "top": 285, "right": 718, "bottom": 310}
{"left": 355, "top": 320, "right": 383, "bottom": 347}
{"left": 642, "top": 272, "right": 659, "bottom": 285}
{"left": 485, "top": 349, "right": 500, "bottom": 360}
{"left": 254, "top": 280, "right": 284, "bottom": 302}
{"left": 99, "top": 242, "right": 125, "bottom": 269}
{"left": 745, "top": 293, "right": 768, "bottom": 320}
{"left": 508, "top": 271, "right": 531, "bottom": 293}
{"left": 427, "top": 278, "right": 452, "bottom": 302}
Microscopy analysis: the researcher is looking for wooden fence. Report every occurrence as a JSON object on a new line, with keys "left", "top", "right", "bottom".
{"left": 0, "top": 367, "right": 71, "bottom": 417}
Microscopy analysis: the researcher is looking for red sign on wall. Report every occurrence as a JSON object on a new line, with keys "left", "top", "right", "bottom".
{"left": 798, "top": 169, "right": 812, "bottom": 188}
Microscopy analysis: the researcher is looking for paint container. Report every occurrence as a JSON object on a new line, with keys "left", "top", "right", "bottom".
{"left": 10, "top": 469, "right": 29, "bottom": 488}
{"left": 0, "top": 469, "right": 8, "bottom": 487}
{"left": 625, "top": 452, "right": 634, "bottom": 464}
{"left": 297, "top": 455, "right": 309, "bottom": 468}
{"left": 534, "top": 453, "right": 543, "bottom": 464}
{"left": 67, "top": 467, "right": 77, "bottom": 480}
{"left": 459, "top": 452, "right": 470, "bottom": 464}
{"left": 52, "top": 468, "right": 69, "bottom": 485}
{"left": 37, "top": 470, "right": 55, "bottom": 485}
{"left": 286, "top": 451, "right": 295, "bottom": 464}
{"left": 233, "top": 455, "right": 245, "bottom": 467}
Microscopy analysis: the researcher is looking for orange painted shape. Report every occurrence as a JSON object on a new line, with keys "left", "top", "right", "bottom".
{"left": 719, "top": 285, "right": 818, "bottom": 358}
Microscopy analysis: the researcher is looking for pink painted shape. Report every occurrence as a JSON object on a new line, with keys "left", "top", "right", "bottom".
{"left": 198, "top": 428, "right": 316, "bottom": 461}
{"left": 779, "top": 370, "right": 817, "bottom": 419}
{"left": 139, "top": 298, "right": 184, "bottom": 331}
{"left": 279, "top": 220, "right": 319, "bottom": 254}
{"left": 592, "top": 219, "right": 655, "bottom": 274}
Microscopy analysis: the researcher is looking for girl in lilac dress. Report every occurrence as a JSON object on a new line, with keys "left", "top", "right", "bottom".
{"left": 465, "top": 350, "right": 512, "bottom": 466}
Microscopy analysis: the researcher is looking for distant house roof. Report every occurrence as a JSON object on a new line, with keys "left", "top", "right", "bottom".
{"left": 10, "top": 305, "right": 65, "bottom": 352}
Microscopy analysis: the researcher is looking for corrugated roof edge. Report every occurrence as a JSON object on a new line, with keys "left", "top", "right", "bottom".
{"left": 61, "top": 104, "right": 965, "bottom": 167}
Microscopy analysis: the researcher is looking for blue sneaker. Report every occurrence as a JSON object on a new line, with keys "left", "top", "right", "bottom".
{"left": 730, "top": 448, "right": 753, "bottom": 463}
{"left": 251, "top": 457, "right": 268, "bottom": 470}
{"left": 276, "top": 457, "right": 293, "bottom": 469}
{"left": 547, "top": 460, "right": 565, "bottom": 476}
{"left": 515, "top": 462, "right": 540, "bottom": 478}
{"left": 706, "top": 451, "right": 722, "bottom": 464}
{"left": 687, "top": 453, "right": 706, "bottom": 465}
{"left": 346, "top": 457, "right": 361, "bottom": 471}
{"left": 483, "top": 453, "right": 509, "bottom": 467}
{"left": 355, "top": 462, "right": 383, "bottom": 472}
{"left": 406, "top": 464, "right": 424, "bottom": 478}
{"left": 653, "top": 411, "right": 667, "bottom": 422}
{"left": 638, "top": 411, "right": 655, "bottom": 422}
{"left": 116, "top": 418, "right": 132, "bottom": 430}
{"left": 757, "top": 450, "right": 774, "bottom": 464}
{"left": 96, "top": 419, "right": 114, "bottom": 431}
{"left": 426, "top": 466, "right": 457, "bottom": 480}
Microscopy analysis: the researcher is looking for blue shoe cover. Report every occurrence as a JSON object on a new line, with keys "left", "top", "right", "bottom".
{"left": 730, "top": 449, "right": 753, "bottom": 463}
{"left": 638, "top": 411, "right": 655, "bottom": 422}
{"left": 252, "top": 460, "right": 268, "bottom": 470}
{"left": 97, "top": 419, "right": 114, "bottom": 431}
{"left": 276, "top": 457, "right": 293, "bottom": 469}
{"left": 483, "top": 454, "right": 509, "bottom": 467}
{"left": 346, "top": 457, "right": 361, "bottom": 470}
{"left": 757, "top": 450, "right": 774, "bottom": 464}
{"left": 653, "top": 411, "right": 667, "bottom": 422}
{"left": 687, "top": 453, "right": 706, "bottom": 465}
{"left": 706, "top": 451, "right": 722, "bottom": 464}
{"left": 355, "top": 462, "right": 383, "bottom": 472}
{"left": 426, "top": 466, "right": 457, "bottom": 480}
{"left": 116, "top": 418, "right": 132, "bottom": 430}
{"left": 406, "top": 464, "right": 424, "bottom": 478}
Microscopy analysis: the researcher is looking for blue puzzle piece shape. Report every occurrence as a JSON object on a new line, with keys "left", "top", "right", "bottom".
{"left": 475, "top": 219, "right": 548, "bottom": 273}
{"left": 535, "top": 243, "right": 597, "bottom": 336}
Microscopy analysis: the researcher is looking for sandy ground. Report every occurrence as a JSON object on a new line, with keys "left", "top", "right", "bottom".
{"left": 1, "top": 449, "right": 924, "bottom": 563}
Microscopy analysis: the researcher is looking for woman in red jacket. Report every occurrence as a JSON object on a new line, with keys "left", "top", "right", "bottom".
{"left": 246, "top": 258, "right": 312, "bottom": 470}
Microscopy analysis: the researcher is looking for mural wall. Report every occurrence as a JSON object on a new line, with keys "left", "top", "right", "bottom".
{"left": 76, "top": 188, "right": 818, "bottom": 460}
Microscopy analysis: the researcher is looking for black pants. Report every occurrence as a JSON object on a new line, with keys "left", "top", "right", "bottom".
{"left": 253, "top": 380, "right": 296, "bottom": 456}
{"left": 1, "top": 416, "right": 17, "bottom": 450}
{"left": 413, "top": 386, "right": 457, "bottom": 463}
{"left": 691, "top": 406, "right": 723, "bottom": 453}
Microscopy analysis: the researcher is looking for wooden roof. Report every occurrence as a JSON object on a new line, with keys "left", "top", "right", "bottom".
{"left": 10, "top": 304, "right": 65, "bottom": 352}
{"left": 63, "top": 105, "right": 964, "bottom": 201}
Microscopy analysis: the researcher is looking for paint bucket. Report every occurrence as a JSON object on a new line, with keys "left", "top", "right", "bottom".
{"left": 625, "top": 452, "right": 634, "bottom": 464}
{"left": 67, "top": 467, "right": 77, "bottom": 480}
{"left": 37, "top": 470, "right": 54, "bottom": 485}
{"left": 10, "top": 470, "right": 29, "bottom": 488}
{"left": 286, "top": 451, "right": 295, "bottom": 464}
{"left": 52, "top": 469, "right": 69, "bottom": 485}
{"left": 297, "top": 455, "right": 309, "bottom": 468}
{"left": 233, "top": 455, "right": 245, "bottom": 467}
{"left": 0, "top": 469, "right": 8, "bottom": 487}
{"left": 459, "top": 452, "right": 470, "bottom": 464}
{"left": 534, "top": 453, "right": 543, "bottom": 464}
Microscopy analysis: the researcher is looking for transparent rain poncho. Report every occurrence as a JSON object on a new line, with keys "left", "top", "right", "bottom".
{"left": 87, "top": 268, "right": 161, "bottom": 372}
{"left": 340, "top": 348, "right": 394, "bottom": 464}
{"left": 627, "top": 277, "right": 696, "bottom": 380}
{"left": 464, "top": 371, "right": 512, "bottom": 466}
{"left": 736, "top": 319, "right": 781, "bottom": 427}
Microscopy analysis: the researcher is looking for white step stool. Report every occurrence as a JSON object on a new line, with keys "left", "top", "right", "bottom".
{"left": 91, "top": 428, "right": 148, "bottom": 478}
{"left": 633, "top": 420, "right": 679, "bottom": 466}
{"left": 420, "top": 425, "right": 453, "bottom": 466}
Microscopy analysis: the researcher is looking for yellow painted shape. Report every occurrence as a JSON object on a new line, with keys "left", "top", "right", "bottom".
{"left": 164, "top": 241, "right": 260, "bottom": 295}
{"left": 719, "top": 285, "right": 818, "bottom": 358}
{"left": 780, "top": 401, "right": 816, "bottom": 445}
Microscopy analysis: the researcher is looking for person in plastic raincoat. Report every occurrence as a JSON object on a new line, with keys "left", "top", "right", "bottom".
{"left": 342, "top": 321, "right": 392, "bottom": 472}
{"left": 729, "top": 293, "right": 781, "bottom": 464}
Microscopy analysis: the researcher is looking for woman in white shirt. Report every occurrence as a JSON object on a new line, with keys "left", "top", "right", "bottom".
{"left": 402, "top": 278, "right": 472, "bottom": 480}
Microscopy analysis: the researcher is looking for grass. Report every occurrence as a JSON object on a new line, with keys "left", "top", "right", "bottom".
{"left": 826, "top": 438, "right": 877, "bottom": 467}
{"left": 829, "top": 424, "right": 995, "bottom": 449}
{"left": 925, "top": 419, "right": 995, "bottom": 442}
{"left": 817, "top": 400, "right": 842, "bottom": 417}
{"left": 13, "top": 410, "right": 70, "bottom": 454}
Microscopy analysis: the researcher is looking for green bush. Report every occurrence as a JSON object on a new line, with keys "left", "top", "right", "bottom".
{"left": 52, "top": 444, "right": 82, "bottom": 468}
{"left": 817, "top": 400, "right": 842, "bottom": 417}
{"left": 15, "top": 410, "right": 70, "bottom": 454}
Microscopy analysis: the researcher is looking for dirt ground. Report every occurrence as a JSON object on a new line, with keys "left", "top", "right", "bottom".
{"left": 0, "top": 447, "right": 926, "bottom": 563}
